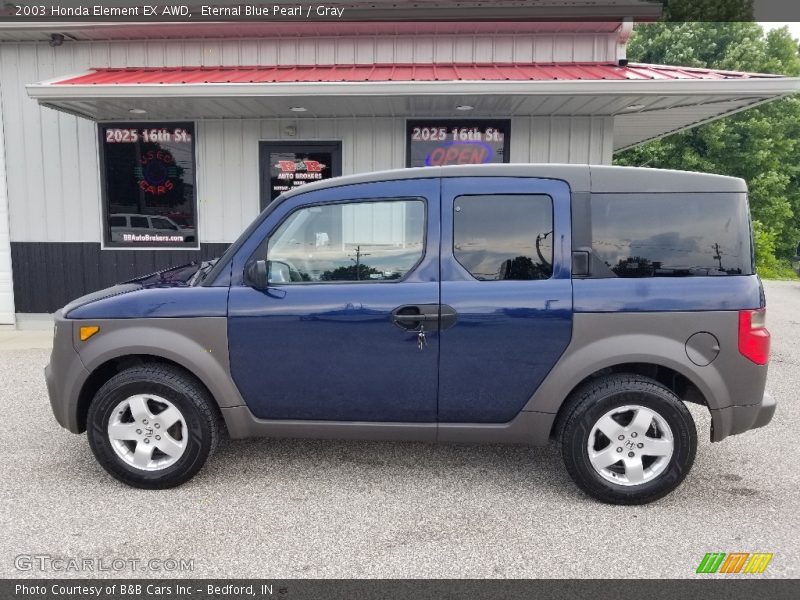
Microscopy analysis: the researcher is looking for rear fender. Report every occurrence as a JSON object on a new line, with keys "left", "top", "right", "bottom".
{"left": 524, "top": 311, "right": 767, "bottom": 415}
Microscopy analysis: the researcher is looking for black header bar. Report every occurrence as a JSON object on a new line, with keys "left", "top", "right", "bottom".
{"left": 4, "top": 579, "right": 800, "bottom": 600}
{"left": 1, "top": 1, "right": 799, "bottom": 24}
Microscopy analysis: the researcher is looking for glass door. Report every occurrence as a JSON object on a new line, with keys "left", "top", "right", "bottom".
{"left": 259, "top": 141, "right": 342, "bottom": 210}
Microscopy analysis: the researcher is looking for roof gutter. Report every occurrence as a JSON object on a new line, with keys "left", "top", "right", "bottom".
{"left": 26, "top": 78, "right": 800, "bottom": 101}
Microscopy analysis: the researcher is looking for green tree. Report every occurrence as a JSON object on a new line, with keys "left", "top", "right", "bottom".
{"left": 321, "top": 263, "right": 381, "bottom": 281}
{"left": 661, "top": 0, "right": 754, "bottom": 22}
{"left": 616, "top": 19, "right": 800, "bottom": 277}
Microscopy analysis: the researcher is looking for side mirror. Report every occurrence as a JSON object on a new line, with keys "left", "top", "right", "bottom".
{"left": 244, "top": 259, "right": 268, "bottom": 290}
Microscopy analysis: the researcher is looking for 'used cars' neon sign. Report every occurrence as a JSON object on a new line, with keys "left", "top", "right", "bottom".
{"left": 134, "top": 150, "right": 178, "bottom": 195}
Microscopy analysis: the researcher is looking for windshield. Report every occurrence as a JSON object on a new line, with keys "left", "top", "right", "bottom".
{"left": 190, "top": 259, "right": 219, "bottom": 286}
{"left": 200, "top": 198, "right": 278, "bottom": 285}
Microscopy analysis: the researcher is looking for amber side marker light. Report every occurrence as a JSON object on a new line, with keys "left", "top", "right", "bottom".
{"left": 79, "top": 326, "right": 100, "bottom": 341}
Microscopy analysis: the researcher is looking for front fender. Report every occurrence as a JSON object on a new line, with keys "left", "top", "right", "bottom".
{"left": 73, "top": 317, "right": 245, "bottom": 410}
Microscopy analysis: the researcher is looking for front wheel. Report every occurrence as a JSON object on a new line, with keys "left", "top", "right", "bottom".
{"left": 559, "top": 374, "right": 697, "bottom": 505}
{"left": 87, "top": 364, "right": 219, "bottom": 489}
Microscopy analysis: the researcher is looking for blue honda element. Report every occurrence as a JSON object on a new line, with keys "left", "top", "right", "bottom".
{"left": 45, "top": 164, "right": 774, "bottom": 504}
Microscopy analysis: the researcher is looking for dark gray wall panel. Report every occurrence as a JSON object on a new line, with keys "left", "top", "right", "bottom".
{"left": 11, "top": 242, "right": 229, "bottom": 313}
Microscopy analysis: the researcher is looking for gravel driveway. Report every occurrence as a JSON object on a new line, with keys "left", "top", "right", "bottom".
{"left": 1, "top": 280, "right": 798, "bottom": 578}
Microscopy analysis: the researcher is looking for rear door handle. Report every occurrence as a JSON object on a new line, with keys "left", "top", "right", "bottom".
{"left": 391, "top": 304, "right": 440, "bottom": 330}
{"left": 393, "top": 313, "right": 439, "bottom": 323}
{"left": 391, "top": 304, "right": 458, "bottom": 330}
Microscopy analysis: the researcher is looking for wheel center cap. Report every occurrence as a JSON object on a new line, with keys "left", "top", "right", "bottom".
{"left": 624, "top": 439, "right": 636, "bottom": 450}
{"left": 143, "top": 426, "right": 154, "bottom": 439}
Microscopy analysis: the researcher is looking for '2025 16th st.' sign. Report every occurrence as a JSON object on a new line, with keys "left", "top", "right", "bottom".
{"left": 407, "top": 120, "right": 510, "bottom": 168}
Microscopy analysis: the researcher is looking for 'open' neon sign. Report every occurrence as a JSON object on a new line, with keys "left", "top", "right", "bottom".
{"left": 425, "top": 141, "right": 494, "bottom": 167}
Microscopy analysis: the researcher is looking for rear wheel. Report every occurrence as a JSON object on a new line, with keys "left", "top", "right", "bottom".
{"left": 559, "top": 374, "right": 697, "bottom": 504}
{"left": 87, "top": 364, "right": 218, "bottom": 489}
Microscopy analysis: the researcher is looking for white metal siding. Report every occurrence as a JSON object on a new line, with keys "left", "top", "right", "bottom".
{"left": 0, "top": 43, "right": 103, "bottom": 245}
{"left": 1, "top": 40, "right": 616, "bottom": 246}
{"left": 510, "top": 116, "right": 614, "bottom": 165}
{"left": 60, "top": 34, "right": 618, "bottom": 68}
{"left": 0, "top": 94, "right": 14, "bottom": 323}
{"left": 197, "top": 117, "right": 407, "bottom": 244}
{"left": 195, "top": 116, "right": 612, "bottom": 244}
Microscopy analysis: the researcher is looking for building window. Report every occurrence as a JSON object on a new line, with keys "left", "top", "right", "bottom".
{"left": 406, "top": 120, "right": 510, "bottom": 167}
{"left": 99, "top": 122, "right": 197, "bottom": 248}
{"left": 590, "top": 193, "right": 754, "bottom": 277}
{"left": 265, "top": 199, "right": 426, "bottom": 283}
{"left": 453, "top": 194, "right": 553, "bottom": 281}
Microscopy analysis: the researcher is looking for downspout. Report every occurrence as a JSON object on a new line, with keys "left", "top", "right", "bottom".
{"left": 617, "top": 17, "right": 634, "bottom": 66}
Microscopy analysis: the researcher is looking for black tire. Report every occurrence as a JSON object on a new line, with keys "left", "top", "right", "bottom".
{"left": 87, "top": 364, "right": 219, "bottom": 489}
{"left": 558, "top": 373, "right": 697, "bottom": 505}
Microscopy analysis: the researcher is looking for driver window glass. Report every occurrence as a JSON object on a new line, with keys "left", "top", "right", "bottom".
{"left": 266, "top": 199, "right": 425, "bottom": 283}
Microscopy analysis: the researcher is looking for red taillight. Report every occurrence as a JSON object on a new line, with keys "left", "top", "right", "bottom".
{"left": 738, "top": 309, "right": 770, "bottom": 365}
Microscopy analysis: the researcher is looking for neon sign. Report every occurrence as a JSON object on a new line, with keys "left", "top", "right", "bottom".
{"left": 425, "top": 141, "right": 495, "bottom": 166}
{"left": 134, "top": 149, "right": 178, "bottom": 195}
{"left": 407, "top": 120, "right": 510, "bottom": 168}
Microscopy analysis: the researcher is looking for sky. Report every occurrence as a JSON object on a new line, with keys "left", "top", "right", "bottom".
{"left": 760, "top": 22, "right": 800, "bottom": 40}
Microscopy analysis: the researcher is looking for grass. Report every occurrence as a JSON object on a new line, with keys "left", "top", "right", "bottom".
{"left": 757, "top": 260, "right": 800, "bottom": 280}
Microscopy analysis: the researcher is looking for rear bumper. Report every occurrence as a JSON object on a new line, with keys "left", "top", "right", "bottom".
{"left": 710, "top": 392, "right": 776, "bottom": 442}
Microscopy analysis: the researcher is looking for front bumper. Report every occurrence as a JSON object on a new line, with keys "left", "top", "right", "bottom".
{"left": 710, "top": 392, "right": 776, "bottom": 442}
{"left": 45, "top": 313, "right": 91, "bottom": 433}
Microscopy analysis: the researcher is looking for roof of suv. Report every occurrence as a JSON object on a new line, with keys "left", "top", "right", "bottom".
{"left": 280, "top": 164, "right": 747, "bottom": 198}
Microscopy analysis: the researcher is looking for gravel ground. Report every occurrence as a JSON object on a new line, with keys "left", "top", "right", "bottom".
{"left": 1, "top": 280, "right": 798, "bottom": 579}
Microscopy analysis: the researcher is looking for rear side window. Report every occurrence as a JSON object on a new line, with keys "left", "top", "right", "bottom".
{"left": 453, "top": 194, "right": 553, "bottom": 281}
{"left": 590, "top": 193, "right": 753, "bottom": 277}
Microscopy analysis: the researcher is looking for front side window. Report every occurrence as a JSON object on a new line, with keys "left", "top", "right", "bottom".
{"left": 453, "top": 195, "right": 554, "bottom": 281}
{"left": 266, "top": 199, "right": 425, "bottom": 283}
{"left": 590, "top": 193, "right": 754, "bottom": 277}
{"left": 100, "top": 122, "right": 197, "bottom": 247}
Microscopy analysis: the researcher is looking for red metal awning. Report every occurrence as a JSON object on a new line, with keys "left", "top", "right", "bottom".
{"left": 28, "top": 60, "right": 800, "bottom": 150}
{"left": 53, "top": 62, "right": 783, "bottom": 86}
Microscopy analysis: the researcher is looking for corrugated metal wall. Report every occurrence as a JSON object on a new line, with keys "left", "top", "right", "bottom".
{"left": 0, "top": 110, "right": 613, "bottom": 245}
{"left": 5, "top": 32, "right": 619, "bottom": 68}
{"left": 0, "top": 36, "right": 616, "bottom": 313}
{"left": 1, "top": 38, "right": 616, "bottom": 245}
{"left": 0, "top": 86, "right": 13, "bottom": 323}
{"left": 198, "top": 117, "right": 407, "bottom": 244}
{"left": 187, "top": 115, "right": 613, "bottom": 244}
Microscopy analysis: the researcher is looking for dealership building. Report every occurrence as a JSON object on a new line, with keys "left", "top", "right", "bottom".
{"left": 1, "top": 2, "right": 799, "bottom": 325}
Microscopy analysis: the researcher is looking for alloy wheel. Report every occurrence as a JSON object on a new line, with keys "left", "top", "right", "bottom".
{"left": 107, "top": 394, "right": 187, "bottom": 471}
{"left": 586, "top": 404, "right": 674, "bottom": 486}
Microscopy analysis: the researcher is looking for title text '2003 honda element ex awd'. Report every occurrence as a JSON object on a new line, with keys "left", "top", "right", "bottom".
{"left": 46, "top": 165, "right": 774, "bottom": 504}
